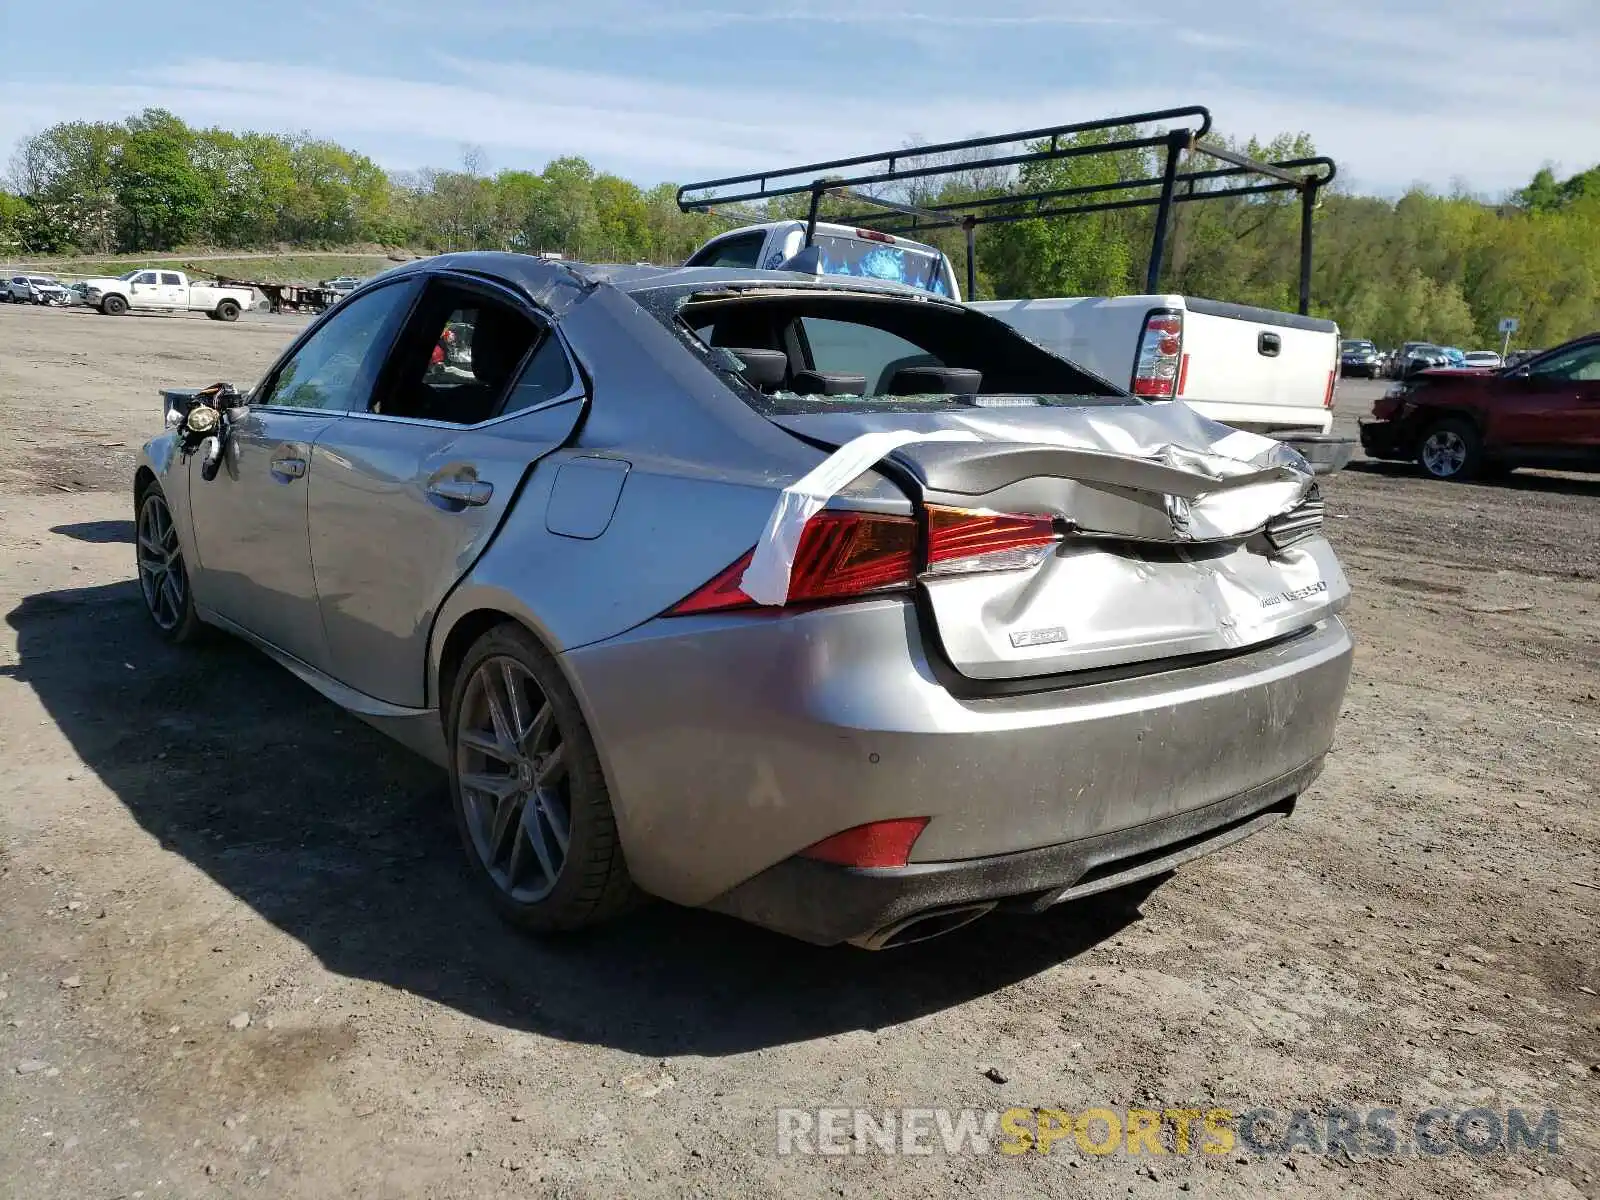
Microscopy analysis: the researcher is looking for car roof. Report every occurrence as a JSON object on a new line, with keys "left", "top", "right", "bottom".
{"left": 375, "top": 251, "right": 960, "bottom": 316}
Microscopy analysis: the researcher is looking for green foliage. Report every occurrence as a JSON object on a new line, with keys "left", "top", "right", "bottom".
{"left": 6, "top": 111, "right": 1597, "bottom": 348}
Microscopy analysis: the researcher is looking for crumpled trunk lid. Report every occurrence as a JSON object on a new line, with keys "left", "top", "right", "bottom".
{"left": 770, "top": 400, "right": 1349, "bottom": 680}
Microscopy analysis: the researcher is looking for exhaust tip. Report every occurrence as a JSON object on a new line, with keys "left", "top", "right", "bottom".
{"left": 848, "top": 902, "right": 996, "bottom": 950}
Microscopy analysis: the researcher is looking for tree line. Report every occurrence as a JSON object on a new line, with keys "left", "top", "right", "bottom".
{"left": 4, "top": 108, "right": 1597, "bottom": 349}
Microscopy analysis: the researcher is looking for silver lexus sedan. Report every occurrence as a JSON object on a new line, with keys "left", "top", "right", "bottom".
{"left": 135, "top": 254, "right": 1353, "bottom": 948}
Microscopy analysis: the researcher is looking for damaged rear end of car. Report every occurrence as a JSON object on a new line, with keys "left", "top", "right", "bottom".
{"left": 559, "top": 275, "right": 1353, "bottom": 948}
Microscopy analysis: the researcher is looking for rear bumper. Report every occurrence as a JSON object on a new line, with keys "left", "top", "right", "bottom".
{"left": 1278, "top": 432, "right": 1356, "bottom": 475}
{"left": 565, "top": 601, "right": 1354, "bottom": 911}
{"left": 709, "top": 759, "right": 1318, "bottom": 946}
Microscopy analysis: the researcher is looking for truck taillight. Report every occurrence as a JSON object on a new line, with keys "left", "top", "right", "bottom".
{"left": 854, "top": 228, "right": 894, "bottom": 243}
{"left": 1132, "top": 310, "right": 1184, "bottom": 398}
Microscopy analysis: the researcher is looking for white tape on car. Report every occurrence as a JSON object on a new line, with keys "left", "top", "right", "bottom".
{"left": 740, "top": 428, "right": 980, "bottom": 606}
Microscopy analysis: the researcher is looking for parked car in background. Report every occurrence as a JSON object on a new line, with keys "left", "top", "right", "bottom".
{"left": 136, "top": 252, "right": 1352, "bottom": 948}
{"left": 1340, "top": 338, "right": 1381, "bottom": 377}
{"left": 326, "top": 276, "right": 363, "bottom": 299}
{"left": 1441, "top": 346, "right": 1468, "bottom": 368}
{"left": 1506, "top": 349, "right": 1543, "bottom": 369}
{"left": 79, "top": 269, "right": 254, "bottom": 320}
{"left": 1463, "top": 350, "right": 1503, "bottom": 370}
{"left": 1396, "top": 342, "right": 1450, "bottom": 376}
{"left": 6, "top": 274, "right": 73, "bottom": 305}
{"left": 1360, "top": 331, "right": 1600, "bottom": 479}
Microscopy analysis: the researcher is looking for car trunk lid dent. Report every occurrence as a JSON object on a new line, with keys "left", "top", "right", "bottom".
{"left": 763, "top": 401, "right": 1346, "bottom": 680}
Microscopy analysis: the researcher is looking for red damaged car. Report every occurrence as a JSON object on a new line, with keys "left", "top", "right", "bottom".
{"left": 1359, "top": 333, "right": 1600, "bottom": 480}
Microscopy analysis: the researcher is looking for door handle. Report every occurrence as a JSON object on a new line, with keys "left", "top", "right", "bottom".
{"left": 270, "top": 456, "right": 307, "bottom": 479}
{"left": 427, "top": 477, "right": 493, "bottom": 506}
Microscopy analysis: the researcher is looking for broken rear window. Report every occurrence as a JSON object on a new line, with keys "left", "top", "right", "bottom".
{"left": 671, "top": 290, "right": 1132, "bottom": 414}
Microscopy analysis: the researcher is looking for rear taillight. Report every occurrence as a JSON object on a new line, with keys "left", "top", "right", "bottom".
{"left": 1324, "top": 369, "right": 1337, "bottom": 409}
{"left": 801, "top": 817, "right": 929, "bottom": 868}
{"left": 1132, "top": 310, "right": 1183, "bottom": 398}
{"left": 666, "top": 510, "right": 915, "bottom": 615}
{"left": 667, "top": 505, "right": 1061, "bottom": 617}
{"left": 925, "top": 506, "right": 1061, "bottom": 576}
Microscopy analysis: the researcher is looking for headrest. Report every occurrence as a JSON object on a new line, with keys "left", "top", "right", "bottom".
{"left": 792, "top": 370, "right": 867, "bottom": 396}
{"left": 888, "top": 365, "right": 983, "bottom": 395}
{"left": 723, "top": 347, "right": 787, "bottom": 388}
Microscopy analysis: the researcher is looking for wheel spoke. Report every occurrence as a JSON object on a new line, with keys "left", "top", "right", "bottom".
{"left": 489, "top": 792, "right": 524, "bottom": 865}
{"left": 537, "top": 790, "right": 570, "bottom": 854}
{"left": 500, "top": 661, "right": 529, "bottom": 743}
{"left": 506, "top": 821, "right": 527, "bottom": 886}
{"left": 535, "top": 743, "right": 566, "bottom": 789}
{"left": 522, "top": 702, "right": 553, "bottom": 755}
{"left": 483, "top": 670, "right": 517, "bottom": 756}
{"left": 460, "top": 771, "right": 520, "bottom": 802}
{"left": 138, "top": 533, "right": 163, "bottom": 555}
{"left": 521, "top": 798, "right": 558, "bottom": 884}
{"left": 458, "top": 727, "right": 516, "bottom": 764}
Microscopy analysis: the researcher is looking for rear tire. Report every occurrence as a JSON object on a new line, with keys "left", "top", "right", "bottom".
{"left": 101, "top": 294, "right": 128, "bottom": 316}
{"left": 215, "top": 299, "right": 240, "bottom": 322}
{"left": 1417, "top": 417, "right": 1482, "bottom": 481}
{"left": 447, "top": 622, "right": 640, "bottom": 933}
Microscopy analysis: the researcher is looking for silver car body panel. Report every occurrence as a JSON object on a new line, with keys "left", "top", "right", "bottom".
{"left": 565, "top": 601, "right": 1352, "bottom": 906}
{"left": 185, "top": 409, "right": 341, "bottom": 671}
{"left": 307, "top": 399, "right": 585, "bottom": 706}
{"left": 136, "top": 252, "right": 1355, "bottom": 937}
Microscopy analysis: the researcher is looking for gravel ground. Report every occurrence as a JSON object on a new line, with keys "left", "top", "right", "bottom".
{"left": 0, "top": 304, "right": 1595, "bottom": 1199}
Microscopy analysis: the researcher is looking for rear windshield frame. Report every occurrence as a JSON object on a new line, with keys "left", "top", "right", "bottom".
{"left": 640, "top": 283, "right": 1131, "bottom": 414}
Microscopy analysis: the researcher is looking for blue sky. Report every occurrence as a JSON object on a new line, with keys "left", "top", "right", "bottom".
{"left": 1, "top": 0, "right": 1595, "bottom": 197}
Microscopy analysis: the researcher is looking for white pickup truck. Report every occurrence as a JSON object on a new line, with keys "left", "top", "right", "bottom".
{"left": 683, "top": 224, "right": 1349, "bottom": 472}
{"left": 79, "top": 269, "right": 254, "bottom": 321}
{"left": 686, "top": 220, "right": 962, "bottom": 298}
{"left": 971, "top": 294, "right": 1346, "bottom": 470}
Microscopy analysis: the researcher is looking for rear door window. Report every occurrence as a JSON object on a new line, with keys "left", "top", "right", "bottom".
{"left": 160, "top": 272, "right": 182, "bottom": 286}
{"left": 373, "top": 281, "right": 551, "bottom": 425}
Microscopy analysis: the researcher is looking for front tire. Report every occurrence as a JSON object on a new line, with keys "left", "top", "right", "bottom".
{"left": 447, "top": 623, "right": 638, "bottom": 933}
{"left": 101, "top": 294, "right": 129, "bottom": 316}
{"left": 215, "top": 299, "right": 240, "bottom": 322}
{"left": 1418, "top": 417, "right": 1482, "bottom": 481}
{"left": 136, "top": 484, "right": 201, "bottom": 642}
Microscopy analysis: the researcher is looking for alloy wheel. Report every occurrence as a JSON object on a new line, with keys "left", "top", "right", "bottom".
{"left": 1421, "top": 429, "right": 1467, "bottom": 478}
{"left": 137, "top": 492, "right": 188, "bottom": 631}
{"left": 455, "top": 655, "right": 572, "bottom": 902}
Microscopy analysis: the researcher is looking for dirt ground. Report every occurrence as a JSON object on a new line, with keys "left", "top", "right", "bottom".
{"left": 1, "top": 303, "right": 1595, "bottom": 1199}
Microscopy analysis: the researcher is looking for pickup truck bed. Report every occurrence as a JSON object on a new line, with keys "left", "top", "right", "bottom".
{"left": 973, "top": 294, "right": 1354, "bottom": 473}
